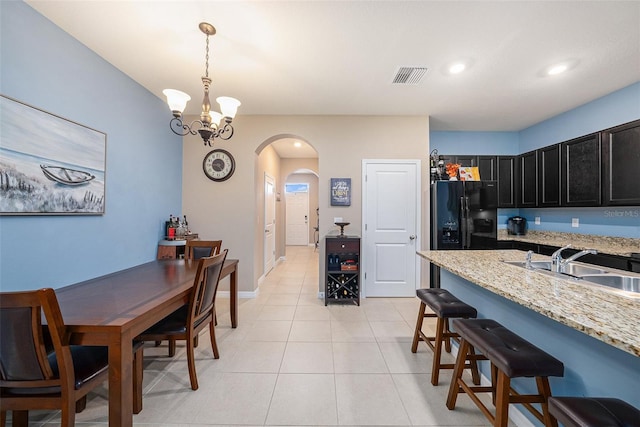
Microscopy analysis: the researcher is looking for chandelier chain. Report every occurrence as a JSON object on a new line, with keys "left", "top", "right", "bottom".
{"left": 205, "top": 35, "right": 210, "bottom": 78}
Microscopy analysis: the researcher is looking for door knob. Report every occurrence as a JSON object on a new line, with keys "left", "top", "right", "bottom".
{"left": 409, "top": 235, "right": 416, "bottom": 240}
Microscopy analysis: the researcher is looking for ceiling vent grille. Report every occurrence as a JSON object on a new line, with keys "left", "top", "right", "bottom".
{"left": 392, "top": 67, "right": 428, "bottom": 85}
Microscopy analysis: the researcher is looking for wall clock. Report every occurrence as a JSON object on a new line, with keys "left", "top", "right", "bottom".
{"left": 203, "top": 149, "right": 235, "bottom": 182}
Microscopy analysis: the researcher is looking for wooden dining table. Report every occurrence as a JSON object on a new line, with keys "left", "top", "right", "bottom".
{"left": 54, "top": 258, "right": 239, "bottom": 427}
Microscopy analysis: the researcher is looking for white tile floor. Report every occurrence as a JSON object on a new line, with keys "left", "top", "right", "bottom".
{"left": 31, "top": 245, "right": 498, "bottom": 426}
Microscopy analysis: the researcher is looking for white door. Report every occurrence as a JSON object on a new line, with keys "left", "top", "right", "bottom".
{"left": 362, "top": 160, "right": 421, "bottom": 297}
{"left": 264, "top": 173, "right": 276, "bottom": 275}
{"left": 286, "top": 188, "right": 309, "bottom": 246}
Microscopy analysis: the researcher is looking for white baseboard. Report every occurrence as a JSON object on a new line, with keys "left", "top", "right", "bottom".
{"left": 217, "top": 289, "right": 258, "bottom": 299}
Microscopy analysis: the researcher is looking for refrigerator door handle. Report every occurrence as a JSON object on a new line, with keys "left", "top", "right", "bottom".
{"left": 465, "top": 196, "right": 471, "bottom": 249}
{"left": 460, "top": 196, "right": 467, "bottom": 248}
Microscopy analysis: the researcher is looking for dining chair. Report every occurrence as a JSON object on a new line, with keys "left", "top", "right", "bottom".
{"left": 185, "top": 239, "right": 222, "bottom": 260}
{"left": 0, "top": 288, "right": 144, "bottom": 426}
{"left": 155, "top": 239, "right": 223, "bottom": 354}
{"left": 137, "top": 249, "right": 228, "bottom": 390}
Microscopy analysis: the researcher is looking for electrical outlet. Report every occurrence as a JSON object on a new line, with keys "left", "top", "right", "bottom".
{"left": 535, "top": 216, "right": 541, "bottom": 225}
{"left": 572, "top": 218, "right": 579, "bottom": 228}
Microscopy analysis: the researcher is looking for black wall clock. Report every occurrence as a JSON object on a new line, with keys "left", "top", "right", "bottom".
{"left": 203, "top": 149, "right": 235, "bottom": 182}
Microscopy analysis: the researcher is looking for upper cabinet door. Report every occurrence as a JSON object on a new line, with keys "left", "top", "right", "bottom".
{"left": 497, "top": 156, "right": 517, "bottom": 208}
{"left": 561, "top": 133, "right": 602, "bottom": 206}
{"left": 519, "top": 150, "right": 538, "bottom": 207}
{"left": 538, "top": 144, "right": 561, "bottom": 207}
{"left": 601, "top": 120, "right": 640, "bottom": 206}
{"left": 477, "top": 156, "right": 497, "bottom": 181}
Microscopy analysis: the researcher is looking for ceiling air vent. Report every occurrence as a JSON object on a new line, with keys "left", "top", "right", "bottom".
{"left": 392, "top": 67, "right": 428, "bottom": 85}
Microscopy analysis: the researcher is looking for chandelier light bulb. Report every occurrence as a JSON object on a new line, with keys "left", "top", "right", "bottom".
{"left": 217, "top": 97, "right": 241, "bottom": 119}
{"left": 163, "top": 89, "right": 191, "bottom": 115}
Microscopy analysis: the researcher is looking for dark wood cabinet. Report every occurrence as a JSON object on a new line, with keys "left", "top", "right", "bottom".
{"left": 325, "top": 236, "right": 360, "bottom": 305}
{"left": 538, "top": 144, "right": 561, "bottom": 207}
{"left": 561, "top": 133, "right": 601, "bottom": 206}
{"left": 519, "top": 150, "right": 538, "bottom": 207}
{"left": 478, "top": 156, "right": 497, "bottom": 181}
{"left": 454, "top": 155, "right": 477, "bottom": 167}
{"left": 601, "top": 120, "right": 640, "bottom": 206}
{"left": 497, "top": 156, "right": 517, "bottom": 208}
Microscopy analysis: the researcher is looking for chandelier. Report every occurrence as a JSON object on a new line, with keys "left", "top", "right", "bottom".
{"left": 163, "top": 22, "right": 241, "bottom": 146}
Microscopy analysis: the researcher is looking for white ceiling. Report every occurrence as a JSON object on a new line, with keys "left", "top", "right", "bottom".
{"left": 26, "top": 1, "right": 640, "bottom": 158}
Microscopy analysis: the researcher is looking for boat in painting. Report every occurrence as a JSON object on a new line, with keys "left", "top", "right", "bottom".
{"left": 40, "top": 164, "right": 95, "bottom": 186}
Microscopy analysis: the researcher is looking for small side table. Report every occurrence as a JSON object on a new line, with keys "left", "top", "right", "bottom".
{"left": 157, "top": 234, "right": 199, "bottom": 259}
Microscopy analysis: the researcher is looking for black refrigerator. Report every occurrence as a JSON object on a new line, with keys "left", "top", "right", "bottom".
{"left": 430, "top": 180, "right": 498, "bottom": 286}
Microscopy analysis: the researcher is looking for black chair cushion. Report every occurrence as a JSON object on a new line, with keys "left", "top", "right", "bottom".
{"left": 416, "top": 288, "right": 477, "bottom": 318}
{"left": 549, "top": 397, "right": 640, "bottom": 427}
{"left": 3, "top": 346, "right": 108, "bottom": 396}
{"left": 142, "top": 305, "right": 209, "bottom": 337}
{"left": 452, "top": 318, "right": 564, "bottom": 379}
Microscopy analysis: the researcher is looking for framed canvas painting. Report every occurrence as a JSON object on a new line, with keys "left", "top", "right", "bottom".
{"left": 0, "top": 95, "right": 106, "bottom": 215}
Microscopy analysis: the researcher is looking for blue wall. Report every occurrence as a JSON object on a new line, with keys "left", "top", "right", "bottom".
{"left": 0, "top": 2, "right": 183, "bottom": 291}
{"left": 431, "top": 83, "right": 640, "bottom": 239}
{"left": 430, "top": 131, "right": 519, "bottom": 155}
{"left": 441, "top": 270, "right": 640, "bottom": 426}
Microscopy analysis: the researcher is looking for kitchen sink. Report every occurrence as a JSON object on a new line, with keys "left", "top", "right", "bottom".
{"left": 504, "top": 260, "right": 552, "bottom": 270}
{"left": 503, "top": 260, "right": 605, "bottom": 276}
{"left": 503, "top": 258, "right": 640, "bottom": 296}
{"left": 580, "top": 274, "right": 640, "bottom": 293}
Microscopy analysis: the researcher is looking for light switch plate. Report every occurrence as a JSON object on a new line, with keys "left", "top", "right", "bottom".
{"left": 535, "top": 217, "right": 541, "bottom": 225}
{"left": 572, "top": 218, "right": 579, "bottom": 228}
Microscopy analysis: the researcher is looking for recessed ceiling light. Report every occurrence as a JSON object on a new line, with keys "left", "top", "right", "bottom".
{"left": 294, "top": 141, "right": 302, "bottom": 148}
{"left": 548, "top": 64, "right": 568, "bottom": 75}
{"left": 449, "top": 63, "right": 466, "bottom": 74}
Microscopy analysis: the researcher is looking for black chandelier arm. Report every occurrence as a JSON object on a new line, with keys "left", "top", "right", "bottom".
{"left": 169, "top": 117, "right": 200, "bottom": 137}
{"left": 216, "top": 122, "right": 235, "bottom": 141}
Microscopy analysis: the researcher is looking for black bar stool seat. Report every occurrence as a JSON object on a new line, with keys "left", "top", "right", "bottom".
{"left": 411, "top": 288, "right": 480, "bottom": 385}
{"left": 447, "top": 318, "right": 564, "bottom": 427}
{"left": 549, "top": 397, "right": 640, "bottom": 427}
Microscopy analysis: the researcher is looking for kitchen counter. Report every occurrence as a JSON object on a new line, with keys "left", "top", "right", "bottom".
{"left": 417, "top": 249, "right": 640, "bottom": 357}
{"left": 498, "top": 229, "right": 640, "bottom": 257}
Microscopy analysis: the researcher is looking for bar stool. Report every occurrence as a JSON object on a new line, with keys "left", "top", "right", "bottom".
{"left": 411, "top": 288, "right": 480, "bottom": 385}
{"left": 446, "top": 318, "right": 564, "bottom": 427}
{"left": 549, "top": 397, "right": 640, "bottom": 427}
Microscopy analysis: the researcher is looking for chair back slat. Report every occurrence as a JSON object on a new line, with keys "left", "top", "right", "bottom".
{"left": 186, "top": 240, "right": 222, "bottom": 260}
{"left": 0, "top": 289, "right": 67, "bottom": 388}
{"left": 190, "top": 250, "right": 227, "bottom": 322}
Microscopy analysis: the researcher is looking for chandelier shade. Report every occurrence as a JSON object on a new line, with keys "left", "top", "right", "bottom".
{"left": 163, "top": 22, "right": 240, "bottom": 146}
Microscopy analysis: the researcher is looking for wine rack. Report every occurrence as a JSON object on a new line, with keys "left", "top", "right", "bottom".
{"left": 325, "top": 236, "right": 360, "bottom": 306}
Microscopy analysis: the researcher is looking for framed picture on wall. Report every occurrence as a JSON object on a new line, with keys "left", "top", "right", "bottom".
{"left": 0, "top": 95, "right": 107, "bottom": 215}
{"left": 330, "top": 177, "right": 351, "bottom": 206}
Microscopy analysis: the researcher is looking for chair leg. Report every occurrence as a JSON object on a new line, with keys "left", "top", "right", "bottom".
{"left": 168, "top": 338, "right": 176, "bottom": 357}
{"left": 61, "top": 396, "right": 76, "bottom": 427}
{"left": 536, "top": 376, "right": 557, "bottom": 427}
{"left": 209, "top": 320, "right": 220, "bottom": 359}
{"left": 75, "top": 396, "right": 87, "bottom": 413}
{"left": 446, "top": 338, "right": 470, "bottom": 410}
{"left": 443, "top": 318, "right": 452, "bottom": 353}
{"left": 0, "top": 410, "right": 5, "bottom": 427}
{"left": 494, "top": 370, "right": 511, "bottom": 427}
{"left": 133, "top": 345, "right": 144, "bottom": 414}
{"left": 194, "top": 334, "right": 199, "bottom": 348}
{"left": 411, "top": 302, "right": 426, "bottom": 353}
{"left": 431, "top": 316, "right": 446, "bottom": 386}
{"left": 186, "top": 332, "right": 199, "bottom": 391}
{"left": 10, "top": 411, "right": 28, "bottom": 427}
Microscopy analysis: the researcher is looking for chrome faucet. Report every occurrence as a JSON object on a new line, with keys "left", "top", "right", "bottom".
{"left": 525, "top": 250, "right": 534, "bottom": 269}
{"left": 551, "top": 245, "right": 598, "bottom": 273}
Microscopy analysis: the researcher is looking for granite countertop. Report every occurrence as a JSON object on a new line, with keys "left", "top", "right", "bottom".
{"left": 418, "top": 249, "right": 640, "bottom": 357}
{"left": 498, "top": 229, "right": 640, "bottom": 257}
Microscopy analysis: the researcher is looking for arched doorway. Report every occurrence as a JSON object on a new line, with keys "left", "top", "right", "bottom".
{"left": 255, "top": 135, "right": 318, "bottom": 278}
